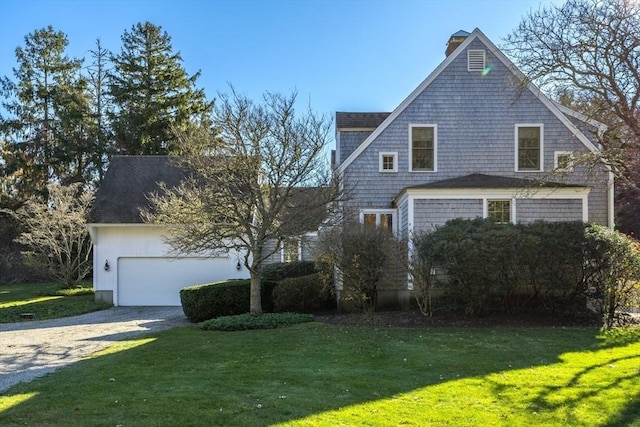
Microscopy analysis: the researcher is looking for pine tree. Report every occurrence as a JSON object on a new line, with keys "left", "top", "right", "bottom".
{"left": 109, "top": 22, "right": 212, "bottom": 155}
{"left": 0, "top": 26, "right": 88, "bottom": 200}
{"left": 86, "top": 38, "right": 115, "bottom": 184}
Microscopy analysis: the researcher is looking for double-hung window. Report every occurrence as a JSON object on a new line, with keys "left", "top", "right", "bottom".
{"left": 281, "top": 239, "right": 300, "bottom": 263}
{"left": 554, "top": 151, "right": 574, "bottom": 171}
{"left": 410, "top": 125, "right": 436, "bottom": 172}
{"left": 361, "top": 210, "right": 395, "bottom": 232}
{"left": 516, "top": 125, "right": 543, "bottom": 171}
{"left": 487, "top": 200, "right": 512, "bottom": 224}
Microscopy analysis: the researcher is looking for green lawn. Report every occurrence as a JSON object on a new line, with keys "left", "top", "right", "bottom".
{"left": 0, "top": 281, "right": 111, "bottom": 323}
{"left": 1, "top": 323, "right": 638, "bottom": 426}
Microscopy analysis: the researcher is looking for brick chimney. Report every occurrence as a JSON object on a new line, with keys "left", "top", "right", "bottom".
{"left": 445, "top": 30, "right": 470, "bottom": 56}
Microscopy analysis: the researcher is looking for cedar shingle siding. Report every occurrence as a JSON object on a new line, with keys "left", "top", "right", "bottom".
{"left": 334, "top": 29, "right": 611, "bottom": 302}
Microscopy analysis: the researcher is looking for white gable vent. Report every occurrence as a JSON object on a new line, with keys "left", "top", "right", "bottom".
{"left": 467, "top": 49, "right": 485, "bottom": 72}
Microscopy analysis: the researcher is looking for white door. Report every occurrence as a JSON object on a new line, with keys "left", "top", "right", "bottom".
{"left": 117, "top": 257, "right": 236, "bottom": 306}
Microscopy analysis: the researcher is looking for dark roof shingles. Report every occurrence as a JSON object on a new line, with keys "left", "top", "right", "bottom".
{"left": 404, "top": 173, "right": 585, "bottom": 190}
{"left": 335, "top": 112, "right": 390, "bottom": 129}
{"left": 90, "top": 156, "right": 186, "bottom": 224}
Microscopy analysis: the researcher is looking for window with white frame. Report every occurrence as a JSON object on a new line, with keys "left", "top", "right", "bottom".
{"left": 281, "top": 238, "right": 300, "bottom": 263}
{"left": 486, "top": 199, "right": 512, "bottom": 224}
{"left": 516, "top": 125, "right": 543, "bottom": 171}
{"left": 554, "top": 151, "right": 574, "bottom": 171}
{"left": 410, "top": 125, "right": 436, "bottom": 172}
{"left": 468, "top": 49, "right": 486, "bottom": 72}
{"left": 379, "top": 152, "right": 398, "bottom": 172}
{"left": 361, "top": 210, "right": 396, "bottom": 232}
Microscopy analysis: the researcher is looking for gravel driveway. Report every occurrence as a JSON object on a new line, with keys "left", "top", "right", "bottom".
{"left": 0, "top": 307, "right": 189, "bottom": 393}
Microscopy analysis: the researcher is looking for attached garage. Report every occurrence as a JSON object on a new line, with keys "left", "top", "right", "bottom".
{"left": 88, "top": 156, "right": 249, "bottom": 307}
{"left": 117, "top": 257, "right": 235, "bottom": 306}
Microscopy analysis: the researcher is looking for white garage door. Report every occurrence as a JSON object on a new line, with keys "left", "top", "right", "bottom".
{"left": 117, "top": 257, "right": 235, "bottom": 306}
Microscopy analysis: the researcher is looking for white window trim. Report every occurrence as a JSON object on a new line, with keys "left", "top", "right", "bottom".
{"left": 483, "top": 198, "right": 516, "bottom": 224}
{"left": 359, "top": 209, "right": 397, "bottom": 234}
{"left": 379, "top": 152, "right": 398, "bottom": 173}
{"left": 515, "top": 124, "right": 544, "bottom": 172}
{"left": 554, "top": 151, "right": 574, "bottom": 172}
{"left": 468, "top": 49, "right": 486, "bottom": 72}
{"left": 280, "top": 238, "right": 301, "bottom": 263}
{"left": 409, "top": 124, "right": 437, "bottom": 173}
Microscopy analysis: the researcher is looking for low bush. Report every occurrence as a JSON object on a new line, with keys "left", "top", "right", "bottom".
{"left": 181, "top": 280, "right": 249, "bottom": 323}
{"left": 260, "top": 261, "right": 317, "bottom": 282}
{"left": 272, "top": 273, "right": 332, "bottom": 313}
{"left": 199, "top": 312, "right": 314, "bottom": 331}
{"left": 180, "top": 279, "right": 278, "bottom": 323}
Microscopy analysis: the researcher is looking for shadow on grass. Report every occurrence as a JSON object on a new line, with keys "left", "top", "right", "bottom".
{"left": 0, "top": 324, "right": 638, "bottom": 426}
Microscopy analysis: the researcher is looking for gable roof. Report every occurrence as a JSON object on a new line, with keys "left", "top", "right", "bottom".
{"left": 336, "top": 112, "right": 390, "bottom": 129}
{"left": 336, "top": 28, "right": 602, "bottom": 174}
{"left": 90, "top": 156, "right": 187, "bottom": 224}
{"left": 89, "top": 155, "right": 330, "bottom": 229}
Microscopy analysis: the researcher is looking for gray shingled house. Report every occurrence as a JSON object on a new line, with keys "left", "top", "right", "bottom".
{"left": 333, "top": 28, "right": 612, "bottom": 306}
{"left": 89, "top": 28, "right": 612, "bottom": 307}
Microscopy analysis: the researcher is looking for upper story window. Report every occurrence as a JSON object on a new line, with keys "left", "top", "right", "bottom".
{"left": 379, "top": 152, "right": 398, "bottom": 173}
{"left": 281, "top": 238, "right": 300, "bottom": 263}
{"left": 516, "top": 124, "right": 543, "bottom": 172}
{"left": 468, "top": 50, "right": 486, "bottom": 72}
{"left": 410, "top": 125, "right": 437, "bottom": 172}
{"left": 361, "top": 209, "right": 396, "bottom": 232}
{"left": 486, "top": 199, "right": 512, "bottom": 224}
{"left": 554, "top": 151, "right": 574, "bottom": 171}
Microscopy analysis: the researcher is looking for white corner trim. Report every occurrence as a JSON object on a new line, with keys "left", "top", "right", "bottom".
{"left": 407, "top": 195, "right": 415, "bottom": 236}
{"left": 582, "top": 196, "right": 589, "bottom": 223}
{"left": 608, "top": 171, "right": 615, "bottom": 229}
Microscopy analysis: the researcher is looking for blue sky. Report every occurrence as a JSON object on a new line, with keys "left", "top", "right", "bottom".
{"left": 0, "top": 0, "right": 560, "bottom": 118}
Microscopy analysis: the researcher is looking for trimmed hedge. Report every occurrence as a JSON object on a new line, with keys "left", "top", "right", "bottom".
{"left": 260, "top": 261, "right": 317, "bottom": 282}
{"left": 272, "top": 273, "right": 333, "bottom": 313}
{"left": 418, "top": 219, "right": 640, "bottom": 325}
{"left": 180, "top": 279, "right": 278, "bottom": 323}
{"left": 199, "top": 312, "right": 315, "bottom": 331}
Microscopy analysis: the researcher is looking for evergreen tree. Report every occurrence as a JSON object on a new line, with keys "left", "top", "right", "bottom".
{"left": 0, "top": 26, "right": 88, "bottom": 201}
{"left": 109, "top": 22, "right": 212, "bottom": 155}
{"left": 86, "top": 38, "right": 114, "bottom": 184}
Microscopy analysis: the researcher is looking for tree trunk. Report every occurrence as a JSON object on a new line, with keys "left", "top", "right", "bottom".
{"left": 249, "top": 269, "right": 263, "bottom": 315}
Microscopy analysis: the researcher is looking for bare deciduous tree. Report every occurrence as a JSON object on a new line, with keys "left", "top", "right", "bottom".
{"left": 315, "top": 222, "right": 404, "bottom": 315}
{"left": 3, "top": 183, "right": 93, "bottom": 287}
{"left": 144, "top": 88, "right": 342, "bottom": 315}
{"left": 503, "top": 0, "right": 640, "bottom": 234}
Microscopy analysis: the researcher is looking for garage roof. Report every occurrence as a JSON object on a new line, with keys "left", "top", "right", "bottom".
{"left": 90, "top": 156, "right": 330, "bottom": 229}
{"left": 90, "top": 156, "right": 186, "bottom": 224}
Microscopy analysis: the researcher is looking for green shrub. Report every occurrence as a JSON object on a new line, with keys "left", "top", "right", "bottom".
{"left": 181, "top": 280, "right": 249, "bottom": 323}
{"left": 517, "top": 221, "right": 586, "bottom": 314}
{"left": 260, "top": 261, "right": 317, "bottom": 282}
{"left": 199, "top": 312, "right": 314, "bottom": 331}
{"left": 417, "top": 219, "right": 640, "bottom": 325}
{"left": 421, "top": 218, "right": 521, "bottom": 315}
{"left": 180, "top": 279, "right": 279, "bottom": 323}
{"left": 583, "top": 224, "right": 640, "bottom": 328}
{"left": 272, "top": 273, "right": 333, "bottom": 313}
